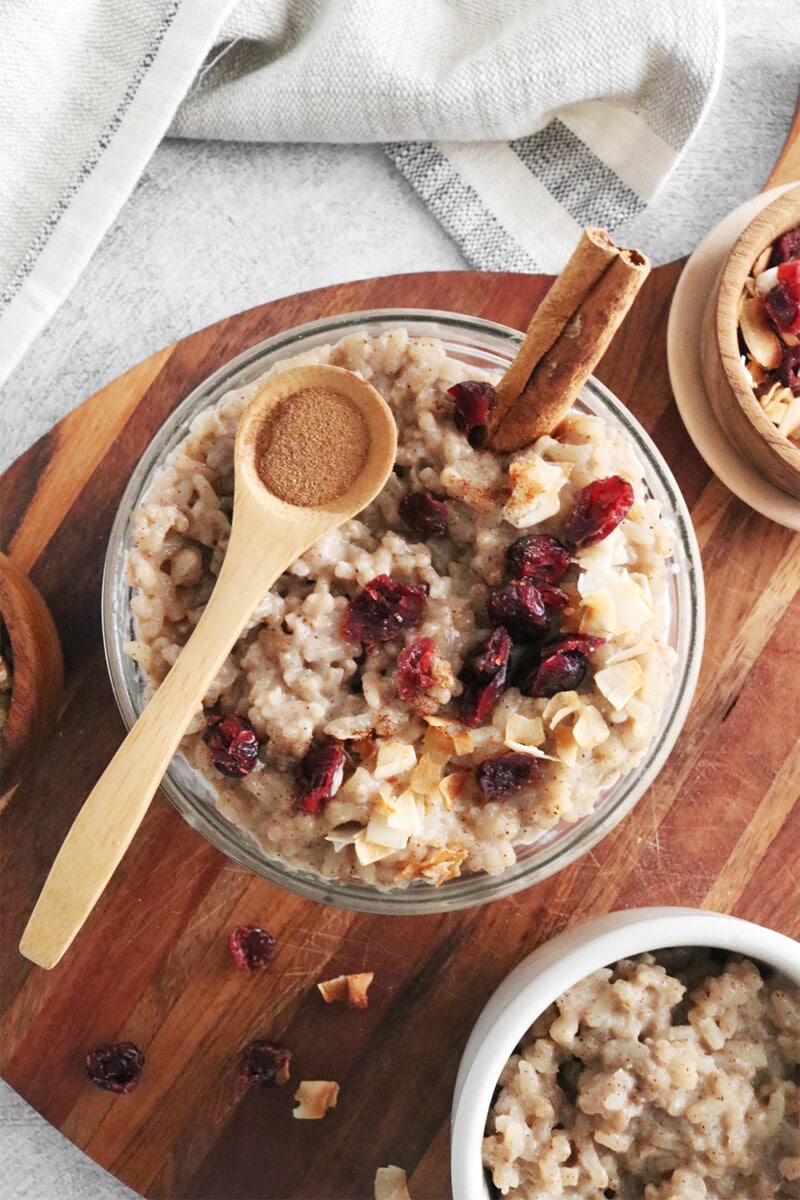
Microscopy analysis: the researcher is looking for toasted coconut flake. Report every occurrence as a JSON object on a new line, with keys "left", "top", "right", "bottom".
{"left": 317, "top": 971, "right": 374, "bottom": 1008}
{"left": 396, "top": 846, "right": 467, "bottom": 884}
{"left": 574, "top": 527, "right": 622, "bottom": 573}
{"left": 410, "top": 752, "right": 445, "bottom": 798}
{"left": 420, "top": 847, "right": 468, "bottom": 885}
{"left": 579, "top": 587, "right": 616, "bottom": 636}
{"left": 440, "top": 771, "right": 474, "bottom": 809}
{"left": 340, "top": 765, "right": 374, "bottom": 800}
{"left": 546, "top": 696, "right": 583, "bottom": 730}
{"left": 424, "top": 714, "right": 475, "bottom": 755}
{"left": 603, "top": 629, "right": 655, "bottom": 665}
{"left": 422, "top": 723, "right": 455, "bottom": 759}
{"left": 450, "top": 727, "right": 475, "bottom": 755}
{"left": 629, "top": 571, "right": 654, "bottom": 609}
{"left": 503, "top": 713, "right": 559, "bottom": 759}
{"left": 375, "top": 1165, "right": 412, "bottom": 1200}
{"left": 374, "top": 740, "right": 417, "bottom": 781}
{"left": 325, "top": 822, "right": 366, "bottom": 851}
{"left": 353, "top": 831, "right": 396, "bottom": 864}
{"left": 542, "top": 691, "right": 581, "bottom": 725}
{"left": 424, "top": 714, "right": 463, "bottom": 733}
{"left": 467, "top": 724, "right": 506, "bottom": 755}
{"left": 505, "top": 737, "right": 559, "bottom": 761}
{"left": 374, "top": 783, "right": 398, "bottom": 815}
{"left": 595, "top": 660, "right": 645, "bottom": 710}
{"left": 366, "top": 809, "right": 412, "bottom": 851}
{"left": 293, "top": 1080, "right": 339, "bottom": 1119}
{"left": 739, "top": 294, "right": 782, "bottom": 370}
{"left": 578, "top": 569, "right": 653, "bottom": 636}
{"left": 504, "top": 712, "right": 546, "bottom": 747}
{"left": 387, "top": 789, "right": 422, "bottom": 835}
{"left": 502, "top": 456, "right": 572, "bottom": 528}
{"left": 317, "top": 975, "right": 349, "bottom": 1003}
{"left": 573, "top": 704, "right": 610, "bottom": 748}
{"left": 554, "top": 722, "right": 579, "bottom": 766}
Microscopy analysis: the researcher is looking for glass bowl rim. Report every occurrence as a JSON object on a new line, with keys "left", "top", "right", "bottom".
{"left": 102, "top": 307, "right": 705, "bottom": 914}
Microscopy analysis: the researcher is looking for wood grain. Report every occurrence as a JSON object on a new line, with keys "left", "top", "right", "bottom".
{"left": 1, "top": 268, "right": 798, "bottom": 1200}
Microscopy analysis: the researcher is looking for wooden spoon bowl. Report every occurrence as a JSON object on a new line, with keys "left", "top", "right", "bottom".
{"left": 700, "top": 185, "right": 800, "bottom": 498}
{"left": 0, "top": 554, "right": 63, "bottom": 806}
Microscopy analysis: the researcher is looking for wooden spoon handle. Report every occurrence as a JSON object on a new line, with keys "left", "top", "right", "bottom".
{"left": 19, "top": 515, "right": 294, "bottom": 970}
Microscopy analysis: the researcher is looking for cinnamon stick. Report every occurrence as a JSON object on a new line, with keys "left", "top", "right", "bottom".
{"left": 488, "top": 231, "right": 650, "bottom": 453}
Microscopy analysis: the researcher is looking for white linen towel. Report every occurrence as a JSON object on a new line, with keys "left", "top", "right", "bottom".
{"left": 0, "top": 0, "right": 724, "bottom": 388}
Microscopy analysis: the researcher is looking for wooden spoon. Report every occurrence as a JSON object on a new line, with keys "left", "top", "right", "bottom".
{"left": 20, "top": 364, "right": 397, "bottom": 969}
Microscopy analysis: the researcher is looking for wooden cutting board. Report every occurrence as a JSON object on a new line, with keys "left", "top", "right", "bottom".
{"left": 1, "top": 262, "right": 799, "bottom": 1200}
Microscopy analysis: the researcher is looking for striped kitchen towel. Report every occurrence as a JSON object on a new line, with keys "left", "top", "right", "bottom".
{"left": 1, "top": 0, "right": 724, "bottom": 385}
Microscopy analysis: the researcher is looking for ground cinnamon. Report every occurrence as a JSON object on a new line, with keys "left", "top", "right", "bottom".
{"left": 255, "top": 386, "right": 369, "bottom": 506}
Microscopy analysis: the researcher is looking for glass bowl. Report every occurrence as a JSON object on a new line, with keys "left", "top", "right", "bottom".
{"left": 103, "top": 309, "right": 704, "bottom": 914}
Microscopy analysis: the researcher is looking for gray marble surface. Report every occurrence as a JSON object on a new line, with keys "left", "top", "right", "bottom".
{"left": 2, "top": 1, "right": 798, "bottom": 1196}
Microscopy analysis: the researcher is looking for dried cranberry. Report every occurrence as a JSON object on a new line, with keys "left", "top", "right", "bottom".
{"left": 395, "top": 636, "right": 438, "bottom": 700}
{"left": 459, "top": 627, "right": 512, "bottom": 728}
{"left": 778, "top": 345, "right": 800, "bottom": 395}
{"left": 448, "top": 381, "right": 496, "bottom": 448}
{"left": 523, "top": 649, "right": 587, "bottom": 698}
{"left": 399, "top": 490, "right": 448, "bottom": 537}
{"left": 342, "top": 574, "right": 427, "bottom": 644}
{"left": 239, "top": 1040, "right": 291, "bottom": 1089}
{"left": 476, "top": 753, "right": 541, "bottom": 798}
{"left": 564, "top": 477, "right": 635, "bottom": 549}
{"left": 472, "top": 626, "right": 513, "bottom": 678}
{"left": 85, "top": 1042, "right": 144, "bottom": 1094}
{"left": 203, "top": 712, "right": 259, "bottom": 777}
{"left": 229, "top": 925, "right": 276, "bottom": 972}
{"left": 505, "top": 534, "right": 570, "bottom": 584}
{"left": 487, "top": 580, "right": 547, "bottom": 638}
{"left": 295, "top": 742, "right": 345, "bottom": 814}
{"left": 764, "top": 283, "right": 799, "bottom": 335}
{"left": 540, "top": 633, "right": 604, "bottom": 657}
{"left": 770, "top": 224, "right": 800, "bottom": 265}
{"left": 538, "top": 584, "right": 569, "bottom": 610}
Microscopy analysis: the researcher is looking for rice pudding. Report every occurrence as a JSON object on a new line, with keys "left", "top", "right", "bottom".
{"left": 125, "top": 328, "right": 676, "bottom": 888}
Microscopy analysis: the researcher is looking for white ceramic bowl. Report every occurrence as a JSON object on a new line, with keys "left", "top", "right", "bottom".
{"left": 451, "top": 906, "right": 800, "bottom": 1199}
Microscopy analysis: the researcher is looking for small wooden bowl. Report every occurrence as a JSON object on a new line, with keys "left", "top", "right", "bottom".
{"left": 701, "top": 186, "right": 800, "bottom": 499}
{"left": 0, "top": 554, "right": 64, "bottom": 806}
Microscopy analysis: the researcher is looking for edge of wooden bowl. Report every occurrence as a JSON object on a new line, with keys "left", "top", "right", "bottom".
{"left": 701, "top": 186, "right": 800, "bottom": 499}
{"left": 0, "top": 555, "right": 64, "bottom": 805}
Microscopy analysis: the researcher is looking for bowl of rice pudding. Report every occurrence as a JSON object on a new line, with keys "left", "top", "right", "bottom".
{"left": 451, "top": 907, "right": 800, "bottom": 1200}
{"left": 103, "top": 309, "right": 703, "bottom": 913}
{"left": 701, "top": 185, "right": 800, "bottom": 498}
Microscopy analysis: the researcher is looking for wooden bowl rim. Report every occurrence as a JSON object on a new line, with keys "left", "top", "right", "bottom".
{"left": 715, "top": 185, "right": 800, "bottom": 477}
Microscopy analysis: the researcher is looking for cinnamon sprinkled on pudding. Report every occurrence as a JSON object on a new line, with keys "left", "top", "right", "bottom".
{"left": 255, "top": 386, "right": 369, "bottom": 506}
